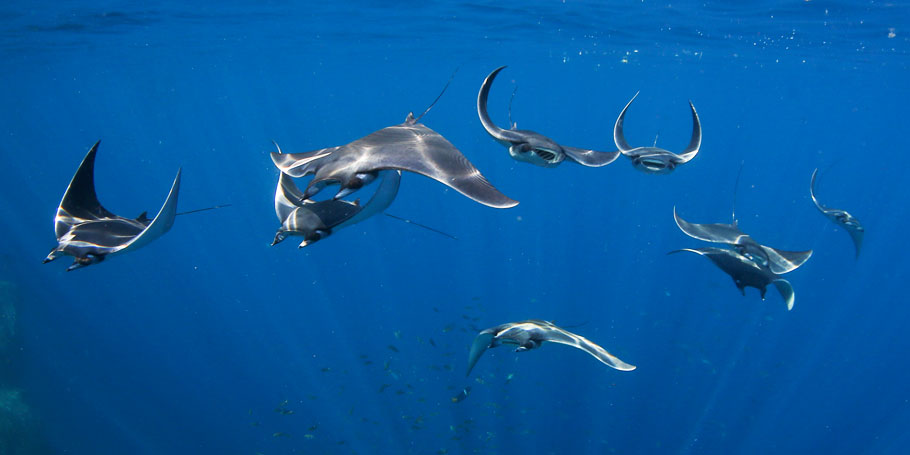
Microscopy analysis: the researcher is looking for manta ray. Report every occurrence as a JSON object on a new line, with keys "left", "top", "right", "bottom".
{"left": 613, "top": 92, "right": 701, "bottom": 174}
{"left": 810, "top": 168, "right": 864, "bottom": 258}
{"left": 272, "top": 162, "right": 401, "bottom": 248}
{"left": 673, "top": 207, "right": 812, "bottom": 274}
{"left": 270, "top": 96, "right": 517, "bottom": 208}
{"left": 669, "top": 247, "right": 796, "bottom": 310}
{"left": 466, "top": 320, "right": 636, "bottom": 376}
{"left": 476, "top": 66, "right": 620, "bottom": 168}
{"left": 44, "top": 141, "right": 181, "bottom": 271}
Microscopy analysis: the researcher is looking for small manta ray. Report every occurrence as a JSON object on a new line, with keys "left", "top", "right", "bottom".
{"left": 810, "top": 168, "right": 864, "bottom": 258}
{"left": 613, "top": 92, "right": 701, "bottom": 174}
{"left": 673, "top": 207, "right": 812, "bottom": 274}
{"left": 270, "top": 77, "right": 517, "bottom": 209}
{"left": 668, "top": 247, "right": 795, "bottom": 311}
{"left": 466, "top": 320, "right": 636, "bottom": 376}
{"left": 44, "top": 141, "right": 181, "bottom": 271}
{"left": 476, "top": 66, "right": 620, "bottom": 168}
{"left": 272, "top": 157, "right": 401, "bottom": 247}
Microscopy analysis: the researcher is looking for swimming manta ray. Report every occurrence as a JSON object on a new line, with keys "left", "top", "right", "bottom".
{"left": 270, "top": 82, "right": 517, "bottom": 209}
{"left": 613, "top": 92, "right": 701, "bottom": 174}
{"left": 810, "top": 168, "right": 864, "bottom": 258}
{"left": 272, "top": 162, "right": 401, "bottom": 248}
{"left": 44, "top": 141, "right": 181, "bottom": 271}
{"left": 668, "top": 247, "right": 795, "bottom": 310}
{"left": 673, "top": 207, "right": 812, "bottom": 274}
{"left": 466, "top": 320, "right": 636, "bottom": 376}
{"left": 476, "top": 66, "right": 620, "bottom": 168}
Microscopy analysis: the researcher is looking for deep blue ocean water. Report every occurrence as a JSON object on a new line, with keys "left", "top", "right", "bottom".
{"left": 1, "top": 1, "right": 908, "bottom": 454}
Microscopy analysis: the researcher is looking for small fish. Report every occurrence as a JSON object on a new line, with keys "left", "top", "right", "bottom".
{"left": 273, "top": 432, "right": 290, "bottom": 438}
{"left": 451, "top": 386, "right": 471, "bottom": 403}
{"left": 442, "top": 324, "right": 455, "bottom": 333}
{"left": 393, "top": 330, "right": 402, "bottom": 339}
{"left": 320, "top": 367, "right": 331, "bottom": 373}
{"left": 429, "top": 338, "right": 437, "bottom": 347}
{"left": 276, "top": 409, "right": 294, "bottom": 415}
{"left": 308, "top": 424, "right": 319, "bottom": 431}
{"left": 387, "top": 345, "right": 400, "bottom": 353}
{"left": 304, "top": 434, "right": 315, "bottom": 440}
{"left": 505, "top": 373, "right": 515, "bottom": 384}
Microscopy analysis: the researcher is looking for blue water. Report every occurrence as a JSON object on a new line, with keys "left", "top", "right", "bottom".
{"left": 1, "top": 1, "right": 908, "bottom": 453}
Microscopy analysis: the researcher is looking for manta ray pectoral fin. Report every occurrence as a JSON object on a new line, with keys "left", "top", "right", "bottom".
{"left": 772, "top": 279, "right": 795, "bottom": 311}
{"left": 760, "top": 246, "right": 813, "bottom": 274}
{"left": 270, "top": 147, "right": 334, "bottom": 178}
{"left": 119, "top": 168, "right": 182, "bottom": 254}
{"left": 848, "top": 228, "right": 863, "bottom": 258}
{"left": 55, "top": 140, "right": 117, "bottom": 238}
{"left": 613, "top": 91, "right": 639, "bottom": 155}
{"left": 676, "top": 100, "right": 701, "bottom": 163}
{"left": 546, "top": 327, "right": 636, "bottom": 371}
{"left": 673, "top": 207, "right": 743, "bottom": 243}
{"left": 336, "top": 170, "right": 401, "bottom": 230}
{"left": 809, "top": 168, "right": 826, "bottom": 211}
{"left": 562, "top": 146, "right": 621, "bottom": 167}
{"left": 477, "top": 66, "right": 518, "bottom": 144}
{"left": 466, "top": 332, "right": 495, "bottom": 377}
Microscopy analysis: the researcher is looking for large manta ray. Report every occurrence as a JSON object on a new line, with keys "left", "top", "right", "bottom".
{"left": 44, "top": 141, "right": 181, "bottom": 271}
{"left": 613, "top": 92, "right": 701, "bottom": 174}
{"left": 466, "top": 320, "right": 636, "bottom": 376}
{"left": 270, "top": 113, "right": 517, "bottom": 209}
{"left": 272, "top": 165, "right": 401, "bottom": 248}
{"left": 669, "top": 247, "right": 795, "bottom": 311}
{"left": 673, "top": 207, "right": 812, "bottom": 274}
{"left": 810, "top": 168, "right": 864, "bottom": 258}
{"left": 476, "top": 66, "right": 620, "bottom": 168}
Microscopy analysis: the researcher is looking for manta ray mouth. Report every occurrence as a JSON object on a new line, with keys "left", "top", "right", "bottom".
{"left": 535, "top": 150, "right": 558, "bottom": 162}
{"left": 640, "top": 158, "right": 668, "bottom": 170}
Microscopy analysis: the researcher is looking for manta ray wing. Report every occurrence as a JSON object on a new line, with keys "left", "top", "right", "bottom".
{"left": 117, "top": 169, "right": 182, "bottom": 254}
{"left": 760, "top": 245, "right": 813, "bottom": 274}
{"left": 466, "top": 331, "right": 495, "bottom": 376}
{"left": 543, "top": 325, "right": 636, "bottom": 371}
{"left": 772, "top": 279, "right": 795, "bottom": 311}
{"left": 275, "top": 172, "right": 305, "bottom": 223}
{"left": 55, "top": 141, "right": 117, "bottom": 238}
{"left": 847, "top": 226, "right": 864, "bottom": 258}
{"left": 327, "top": 122, "right": 518, "bottom": 208}
{"left": 336, "top": 170, "right": 401, "bottom": 230}
{"left": 674, "top": 208, "right": 748, "bottom": 244}
{"left": 563, "top": 146, "right": 621, "bottom": 167}
{"left": 676, "top": 100, "right": 702, "bottom": 163}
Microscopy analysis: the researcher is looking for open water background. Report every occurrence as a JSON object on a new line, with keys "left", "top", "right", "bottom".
{"left": 0, "top": 1, "right": 908, "bottom": 453}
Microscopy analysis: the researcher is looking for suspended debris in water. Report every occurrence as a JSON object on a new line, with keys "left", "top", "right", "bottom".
{"left": 393, "top": 330, "right": 402, "bottom": 339}
{"left": 387, "top": 345, "right": 400, "bottom": 353}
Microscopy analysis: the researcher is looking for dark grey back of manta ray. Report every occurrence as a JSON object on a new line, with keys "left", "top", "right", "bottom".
{"left": 47, "top": 141, "right": 181, "bottom": 270}
{"left": 669, "top": 247, "right": 795, "bottom": 310}
{"left": 476, "top": 66, "right": 620, "bottom": 168}
{"left": 810, "top": 168, "right": 864, "bottom": 258}
{"left": 271, "top": 115, "right": 518, "bottom": 209}
{"left": 673, "top": 207, "right": 812, "bottom": 275}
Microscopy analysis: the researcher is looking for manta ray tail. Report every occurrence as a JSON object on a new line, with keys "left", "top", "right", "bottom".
{"left": 414, "top": 67, "right": 459, "bottom": 123}
{"left": 772, "top": 279, "right": 795, "bottom": 311}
